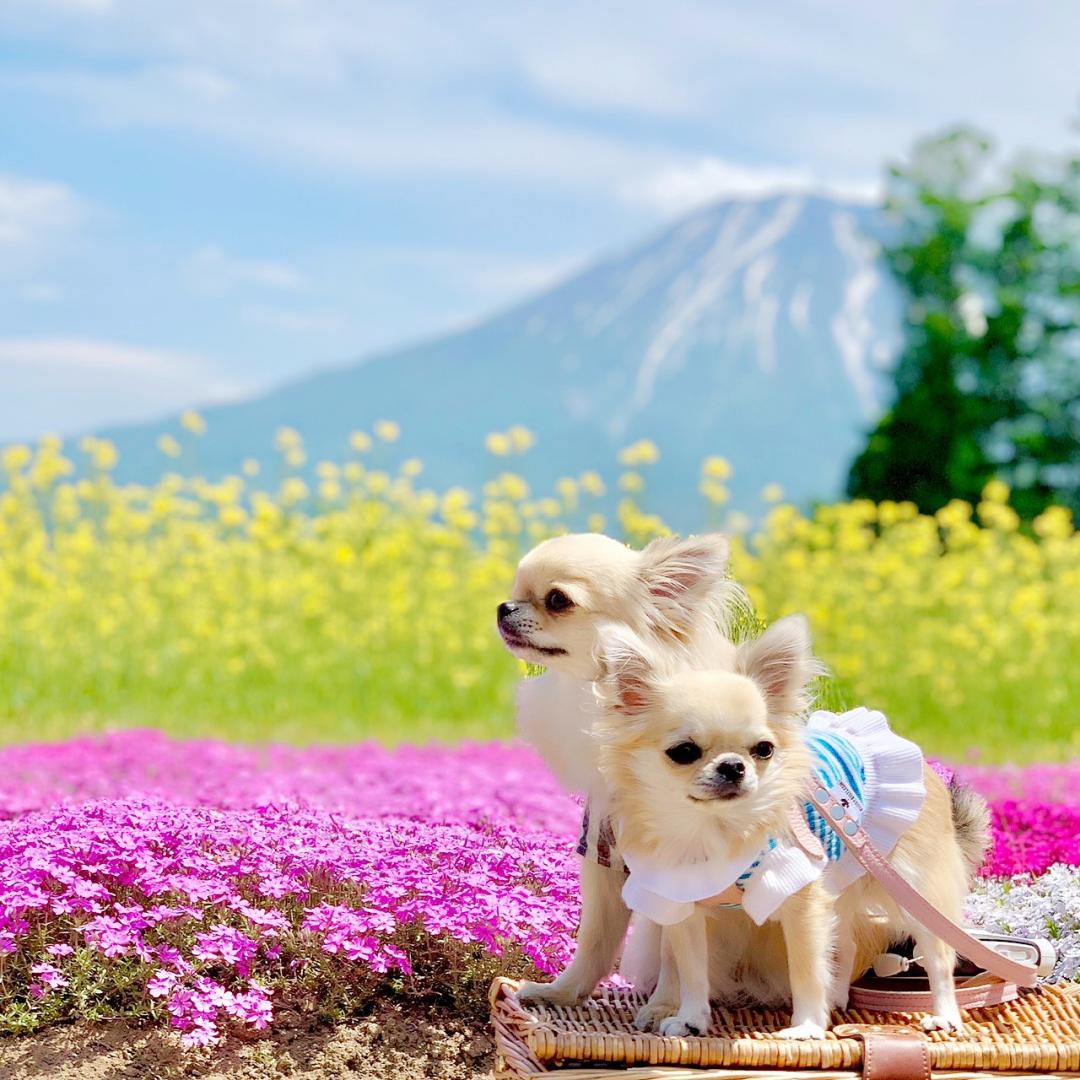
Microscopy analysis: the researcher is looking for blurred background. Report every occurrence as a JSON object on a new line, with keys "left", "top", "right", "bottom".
{"left": 1, "top": 2, "right": 1078, "bottom": 760}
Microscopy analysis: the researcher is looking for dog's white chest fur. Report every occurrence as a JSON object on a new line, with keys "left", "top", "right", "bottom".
{"left": 517, "top": 672, "right": 599, "bottom": 795}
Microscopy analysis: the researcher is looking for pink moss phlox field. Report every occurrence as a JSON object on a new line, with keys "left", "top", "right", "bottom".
{"left": 0, "top": 795, "right": 579, "bottom": 1044}
{"left": 0, "top": 730, "right": 580, "bottom": 834}
{"left": 0, "top": 732, "right": 1076, "bottom": 1043}
{"left": 951, "top": 762, "right": 1080, "bottom": 876}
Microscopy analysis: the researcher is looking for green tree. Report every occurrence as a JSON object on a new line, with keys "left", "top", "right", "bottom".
{"left": 848, "top": 128, "right": 1080, "bottom": 520}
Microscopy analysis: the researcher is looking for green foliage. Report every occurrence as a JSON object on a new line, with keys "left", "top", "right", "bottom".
{"left": 848, "top": 128, "right": 1080, "bottom": 519}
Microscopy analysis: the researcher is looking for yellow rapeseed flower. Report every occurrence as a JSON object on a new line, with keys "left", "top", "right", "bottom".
{"left": 702, "top": 455, "right": 732, "bottom": 480}
{"left": 498, "top": 473, "right": 529, "bottom": 501}
{"left": 280, "top": 478, "right": 309, "bottom": 504}
{"left": 180, "top": 410, "right": 207, "bottom": 436}
{"left": 276, "top": 427, "right": 303, "bottom": 452}
{"left": 508, "top": 426, "right": 536, "bottom": 453}
{"left": 218, "top": 505, "right": 248, "bottom": 528}
{"left": 2, "top": 444, "right": 32, "bottom": 473}
{"left": 92, "top": 440, "right": 119, "bottom": 471}
{"left": 157, "top": 435, "right": 182, "bottom": 459}
{"left": 485, "top": 432, "right": 511, "bottom": 456}
{"left": 700, "top": 479, "right": 729, "bottom": 505}
{"left": 579, "top": 471, "right": 605, "bottom": 497}
{"left": 375, "top": 420, "right": 401, "bottom": 443}
{"left": 618, "top": 439, "right": 660, "bottom": 466}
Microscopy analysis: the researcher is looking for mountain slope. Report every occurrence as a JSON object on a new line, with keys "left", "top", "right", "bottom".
{"left": 104, "top": 193, "right": 900, "bottom": 529}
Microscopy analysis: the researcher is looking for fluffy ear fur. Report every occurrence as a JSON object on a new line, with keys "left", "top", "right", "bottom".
{"left": 594, "top": 624, "right": 660, "bottom": 718}
{"left": 636, "top": 533, "right": 731, "bottom": 635}
{"left": 737, "top": 614, "right": 817, "bottom": 719}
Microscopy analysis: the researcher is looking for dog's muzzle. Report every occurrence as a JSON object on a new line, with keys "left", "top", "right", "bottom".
{"left": 496, "top": 601, "right": 567, "bottom": 657}
{"left": 699, "top": 756, "right": 747, "bottom": 800}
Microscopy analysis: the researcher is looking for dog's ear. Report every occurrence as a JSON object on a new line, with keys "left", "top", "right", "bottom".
{"left": 636, "top": 533, "right": 730, "bottom": 634}
{"left": 595, "top": 625, "right": 658, "bottom": 718}
{"left": 737, "top": 614, "right": 816, "bottom": 718}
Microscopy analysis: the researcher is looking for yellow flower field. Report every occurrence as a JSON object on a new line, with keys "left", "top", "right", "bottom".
{"left": 1, "top": 423, "right": 1077, "bottom": 761}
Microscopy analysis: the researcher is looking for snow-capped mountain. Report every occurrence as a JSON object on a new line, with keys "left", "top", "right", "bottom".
{"left": 104, "top": 193, "right": 900, "bottom": 529}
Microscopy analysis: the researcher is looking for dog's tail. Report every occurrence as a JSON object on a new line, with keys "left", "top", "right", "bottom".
{"left": 949, "top": 777, "right": 992, "bottom": 880}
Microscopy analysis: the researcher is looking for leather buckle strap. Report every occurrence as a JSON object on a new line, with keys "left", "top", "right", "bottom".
{"left": 835, "top": 1026, "right": 931, "bottom": 1080}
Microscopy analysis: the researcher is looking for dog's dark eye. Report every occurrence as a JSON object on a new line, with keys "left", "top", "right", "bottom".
{"left": 545, "top": 589, "right": 573, "bottom": 613}
{"left": 665, "top": 741, "right": 702, "bottom": 765}
{"left": 750, "top": 740, "right": 775, "bottom": 760}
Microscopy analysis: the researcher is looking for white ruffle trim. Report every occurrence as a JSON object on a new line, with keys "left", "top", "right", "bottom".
{"left": 740, "top": 841, "right": 826, "bottom": 924}
{"left": 807, "top": 706, "right": 926, "bottom": 895}
{"left": 621, "top": 843, "right": 759, "bottom": 925}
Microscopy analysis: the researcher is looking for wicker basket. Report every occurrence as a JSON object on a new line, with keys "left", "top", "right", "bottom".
{"left": 490, "top": 978, "right": 1080, "bottom": 1079}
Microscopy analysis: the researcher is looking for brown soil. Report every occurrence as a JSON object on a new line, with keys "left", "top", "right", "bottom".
{"left": 0, "top": 1004, "right": 495, "bottom": 1080}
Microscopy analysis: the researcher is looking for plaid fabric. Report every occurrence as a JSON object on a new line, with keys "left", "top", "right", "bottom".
{"left": 576, "top": 802, "right": 627, "bottom": 874}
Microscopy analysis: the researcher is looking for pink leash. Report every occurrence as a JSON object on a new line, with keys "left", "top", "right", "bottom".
{"left": 804, "top": 781, "right": 1039, "bottom": 995}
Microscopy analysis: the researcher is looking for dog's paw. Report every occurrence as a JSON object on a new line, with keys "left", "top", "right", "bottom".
{"left": 921, "top": 1013, "right": 963, "bottom": 1035}
{"left": 776, "top": 1022, "right": 828, "bottom": 1041}
{"left": 515, "top": 980, "right": 588, "bottom": 1007}
{"left": 634, "top": 998, "right": 680, "bottom": 1032}
{"left": 658, "top": 1007, "right": 710, "bottom": 1038}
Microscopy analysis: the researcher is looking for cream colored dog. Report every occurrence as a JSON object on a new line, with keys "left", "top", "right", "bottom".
{"left": 594, "top": 619, "right": 987, "bottom": 1038}
{"left": 497, "top": 531, "right": 740, "bottom": 1004}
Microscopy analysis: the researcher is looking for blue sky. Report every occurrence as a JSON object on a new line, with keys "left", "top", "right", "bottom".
{"left": 2, "top": 0, "right": 1078, "bottom": 442}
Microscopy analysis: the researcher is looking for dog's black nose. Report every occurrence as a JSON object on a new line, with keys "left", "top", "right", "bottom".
{"left": 497, "top": 601, "right": 519, "bottom": 623}
{"left": 715, "top": 759, "right": 745, "bottom": 784}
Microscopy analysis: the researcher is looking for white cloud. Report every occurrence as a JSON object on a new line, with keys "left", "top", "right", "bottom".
{"left": 520, "top": 40, "right": 695, "bottom": 116}
{"left": 6, "top": 0, "right": 1075, "bottom": 221}
{"left": 0, "top": 337, "right": 247, "bottom": 440}
{"left": 19, "top": 65, "right": 656, "bottom": 191}
{"left": 4, "top": 1, "right": 1078, "bottom": 213}
{"left": 620, "top": 158, "right": 881, "bottom": 216}
{"left": 0, "top": 173, "right": 83, "bottom": 256}
{"left": 0, "top": 336, "right": 217, "bottom": 380}
{"left": 375, "top": 248, "right": 585, "bottom": 298}
{"left": 188, "top": 245, "right": 306, "bottom": 295}
{"left": 13, "top": 0, "right": 113, "bottom": 12}
{"left": 241, "top": 306, "right": 344, "bottom": 335}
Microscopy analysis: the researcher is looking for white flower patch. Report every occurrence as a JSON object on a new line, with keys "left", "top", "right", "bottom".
{"left": 966, "top": 864, "right": 1080, "bottom": 981}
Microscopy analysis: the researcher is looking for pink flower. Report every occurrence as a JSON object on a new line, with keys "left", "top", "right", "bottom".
{"left": 30, "top": 962, "right": 68, "bottom": 989}
{"left": 147, "top": 970, "right": 180, "bottom": 998}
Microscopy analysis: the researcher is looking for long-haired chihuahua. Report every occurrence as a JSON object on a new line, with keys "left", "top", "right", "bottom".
{"left": 498, "top": 531, "right": 742, "bottom": 1004}
{"left": 594, "top": 618, "right": 987, "bottom": 1039}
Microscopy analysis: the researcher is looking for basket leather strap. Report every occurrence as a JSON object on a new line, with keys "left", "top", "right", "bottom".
{"left": 807, "top": 782, "right": 1039, "bottom": 988}
{"left": 843, "top": 1028, "right": 932, "bottom": 1080}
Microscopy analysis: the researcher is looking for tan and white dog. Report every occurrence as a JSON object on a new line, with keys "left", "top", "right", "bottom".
{"left": 594, "top": 619, "right": 989, "bottom": 1039}
{"left": 497, "top": 531, "right": 740, "bottom": 1004}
